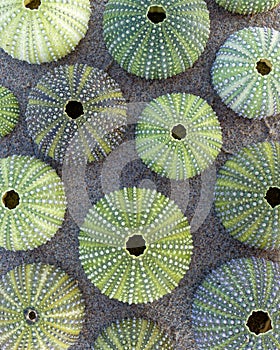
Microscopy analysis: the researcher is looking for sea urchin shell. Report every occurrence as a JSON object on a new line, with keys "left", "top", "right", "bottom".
{"left": 215, "top": 0, "right": 280, "bottom": 14}
{"left": 0, "top": 86, "right": 19, "bottom": 138}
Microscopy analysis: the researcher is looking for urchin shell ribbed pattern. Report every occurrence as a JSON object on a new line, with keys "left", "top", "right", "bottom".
{"left": 103, "top": 0, "right": 210, "bottom": 79}
{"left": 212, "top": 27, "right": 280, "bottom": 119}
{"left": 0, "top": 86, "right": 19, "bottom": 138}
{"left": 135, "top": 93, "right": 222, "bottom": 180}
{"left": 192, "top": 257, "right": 280, "bottom": 349}
{"left": 0, "top": 0, "right": 90, "bottom": 64}
{"left": 26, "top": 64, "right": 127, "bottom": 163}
{"left": 215, "top": 141, "right": 280, "bottom": 250}
{"left": 0, "top": 156, "right": 66, "bottom": 251}
{"left": 94, "top": 318, "right": 174, "bottom": 349}
{"left": 215, "top": 0, "right": 280, "bottom": 14}
{"left": 79, "top": 187, "right": 193, "bottom": 304}
{"left": 0, "top": 263, "right": 85, "bottom": 350}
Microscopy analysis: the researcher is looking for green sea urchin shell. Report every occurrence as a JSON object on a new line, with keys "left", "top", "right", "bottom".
{"left": 94, "top": 318, "right": 174, "bottom": 349}
{"left": 0, "top": 155, "right": 66, "bottom": 251}
{"left": 0, "top": 86, "right": 19, "bottom": 138}
{"left": 0, "top": 0, "right": 90, "bottom": 64}
{"left": 0, "top": 263, "right": 85, "bottom": 349}
{"left": 79, "top": 187, "right": 193, "bottom": 304}
{"left": 25, "top": 64, "right": 127, "bottom": 163}
{"left": 135, "top": 93, "right": 222, "bottom": 180}
{"left": 215, "top": 141, "right": 280, "bottom": 250}
{"left": 215, "top": 0, "right": 280, "bottom": 14}
{"left": 192, "top": 257, "right": 280, "bottom": 349}
{"left": 212, "top": 27, "right": 280, "bottom": 119}
{"left": 103, "top": 0, "right": 210, "bottom": 79}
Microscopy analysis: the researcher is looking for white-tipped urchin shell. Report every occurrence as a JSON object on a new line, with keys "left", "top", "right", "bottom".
{"left": 212, "top": 27, "right": 280, "bottom": 119}
{"left": 215, "top": 141, "right": 280, "bottom": 251}
{"left": 25, "top": 64, "right": 127, "bottom": 163}
{"left": 0, "top": 86, "right": 19, "bottom": 138}
{"left": 135, "top": 93, "right": 222, "bottom": 180}
{"left": 215, "top": 0, "right": 280, "bottom": 14}
{"left": 79, "top": 187, "right": 193, "bottom": 304}
{"left": 103, "top": 0, "right": 210, "bottom": 79}
{"left": 93, "top": 318, "right": 174, "bottom": 349}
{"left": 0, "top": 263, "right": 85, "bottom": 350}
{"left": 0, "top": 0, "right": 91, "bottom": 64}
{"left": 0, "top": 155, "right": 66, "bottom": 251}
{"left": 192, "top": 257, "right": 280, "bottom": 350}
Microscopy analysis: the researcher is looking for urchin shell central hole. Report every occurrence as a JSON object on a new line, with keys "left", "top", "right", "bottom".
{"left": 246, "top": 310, "right": 272, "bottom": 335}
{"left": 24, "top": 0, "right": 41, "bottom": 10}
{"left": 265, "top": 187, "right": 280, "bottom": 208}
{"left": 147, "top": 5, "right": 166, "bottom": 24}
{"left": 256, "top": 59, "right": 272, "bottom": 75}
{"left": 24, "top": 308, "right": 39, "bottom": 324}
{"left": 65, "top": 100, "right": 84, "bottom": 120}
{"left": 2, "top": 190, "right": 20, "bottom": 210}
{"left": 171, "top": 124, "right": 187, "bottom": 140}
{"left": 126, "top": 235, "right": 146, "bottom": 257}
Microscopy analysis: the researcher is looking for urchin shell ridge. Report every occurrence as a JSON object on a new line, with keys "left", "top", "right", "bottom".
{"left": 0, "top": 86, "right": 19, "bottom": 138}
{"left": 215, "top": 0, "right": 280, "bottom": 14}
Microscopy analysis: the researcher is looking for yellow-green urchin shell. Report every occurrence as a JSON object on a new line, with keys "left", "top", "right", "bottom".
{"left": 192, "top": 257, "right": 280, "bottom": 350}
{"left": 0, "top": 155, "right": 66, "bottom": 251}
{"left": 103, "top": 0, "right": 210, "bottom": 79}
{"left": 25, "top": 64, "right": 127, "bottom": 163}
{"left": 0, "top": 0, "right": 91, "bottom": 64}
{"left": 215, "top": 0, "right": 280, "bottom": 14}
{"left": 79, "top": 187, "right": 193, "bottom": 304}
{"left": 212, "top": 27, "right": 280, "bottom": 119}
{"left": 0, "top": 86, "right": 19, "bottom": 138}
{"left": 0, "top": 263, "right": 85, "bottom": 349}
{"left": 93, "top": 318, "right": 174, "bottom": 349}
{"left": 215, "top": 141, "right": 280, "bottom": 250}
{"left": 135, "top": 93, "right": 222, "bottom": 180}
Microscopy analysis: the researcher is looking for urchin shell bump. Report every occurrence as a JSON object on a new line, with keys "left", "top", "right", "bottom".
{"left": 103, "top": 0, "right": 210, "bottom": 79}
{"left": 0, "top": 155, "right": 66, "bottom": 251}
{"left": 0, "top": 86, "right": 19, "bottom": 138}
{"left": 215, "top": 141, "right": 280, "bottom": 250}
{"left": 25, "top": 64, "right": 127, "bottom": 163}
{"left": 192, "top": 257, "right": 280, "bottom": 349}
{"left": 135, "top": 93, "right": 222, "bottom": 180}
{"left": 212, "top": 27, "right": 280, "bottom": 119}
{"left": 0, "top": 263, "right": 85, "bottom": 349}
{"left": 79, "top": 187, "right": 193, "bottom": 304}
{"left": 215, "top": 0, "right": 280, "bottom": 14}
{"left": 0, "top": 0, "right": 91, "bottom": 64}
{"left": 93, "top": 318, "right": 174, "bottom": 349}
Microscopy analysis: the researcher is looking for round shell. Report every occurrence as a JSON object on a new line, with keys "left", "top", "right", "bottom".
{"left": 135, "top": 93, "right": 222, "bottom": 180}
{"left": 192, "top": 257, "right": 280, "bottom": 349}
{"left": 79, "top": 187, "right": 193, "bottom": 304}
{"left": 215, "top": 0, "right": 280, "bottom": 14}
{"left": 212, "top": 27, "right": 280, "bottom": 119}
{"left": 215, "top": 141, "right": 280, "bottom": 250}
{"left": 103, "top": 0, "right": 210, "bottom": 79}
{"left": 0, "top": 155, "right": 66, "bottom": 251}
{"left": 0, "top": 86, "right": 19, "bottom": 138}
{"left": 0, "top": 263, "right": 85, "bottom": 350}
{"left": 0, "top": 0, "right": 91, "bottom": 64}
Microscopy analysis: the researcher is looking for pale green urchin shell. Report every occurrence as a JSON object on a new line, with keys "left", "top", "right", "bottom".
{"left": 25, "top": 64, "right": 127, "bottom": 163}
{"left": 192, "top": 257, "right": 280, "bottom": 350}
{"left": 215, "top": 0, "right": 280, "bottom": 14}
{"left": 0, "top": 155, "right": 66, "bottom": 251}
{"left": 79, "top": 187, "right": 193, "bottom": 304}
{"left": 135, "top": 93, "right": 222, "bottom": 180}
{"left": 0, "top": 0, "right": 91, "bottom": 64}
{"left": 0, "top": 263, "right": 85, "bottom": 349}
{"left": 215, "top": 141, "right": 280, "bottom": 250}
{"left": 103, "top": 0, "right": 210, "bottom": 79}
{"left": 212, "top": 27, "right": 280, "bottom": 119}
{"left": 0, "top": 86, "right": 19, "bottom": 138}
{"left": 93, "top": 318, "right": 174, "bottom": 349}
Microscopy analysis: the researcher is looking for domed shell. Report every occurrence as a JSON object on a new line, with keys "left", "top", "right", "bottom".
{"left": 215, "top": 0, "right": 280, "bottom": 14}
{"left": 0, "top": 86, "right": 19, "bottom": 138}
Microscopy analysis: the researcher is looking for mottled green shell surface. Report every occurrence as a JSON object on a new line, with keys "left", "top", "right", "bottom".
{"left": 0, "top": 155, "right": 66, "bottom": 251}
{"left": 212, "top": 27, "right": 280, "bottom": 119}
{"left": 79, "top": 187, "right": 193, "bottom": 304}
{"left": 103, "top": 0, "right": 210, "bottom": 79}
{"left": 136, "top": 93, "right": 222, "bottom": 180}
{"left": 0, "top": 86, "right": 19, "bottom": 138}
{"left": 0, "top": 263, "right": 85, "bottom": 350}
{"left": 94, "top": 318, "right": 174, "bottom": 349}
{"left": 0, "top": 0, "right": 91, "bottom": 64}
{"left": 215, "top": 141, "right": 280, "bottom": 250}
{"left": 215, "top": 0, "right": 280, "bottom": 14}
{"left": 25, "top": 64, "right": 127, "bottom": 163}
{"left": 192, "top": 257, "right": 280, "bottom": 350}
